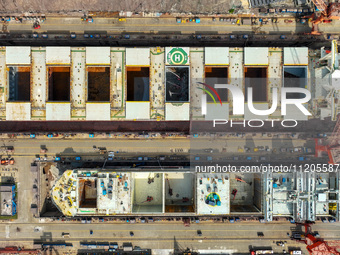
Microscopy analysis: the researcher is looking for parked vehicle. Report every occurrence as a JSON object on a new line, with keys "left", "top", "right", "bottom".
{"left": 9, "top": 158, "right": 14, "bottom": 165}
{"left": 62, "top": 232, "right": 70, "bottom": 238}
{"left": 81, "top": 15, "right": 93, "bottom": 22}
{"left": 183, "top": 218, "right": 190, "bottom": 227}
{"left": 1, "top": 158, "right": 8, "bottom": 165}
{"left": 257, "top": 232, "right": 264, "bottom": 237}
{"left": 33, "top": 23, "right": 40, "bottom": 29}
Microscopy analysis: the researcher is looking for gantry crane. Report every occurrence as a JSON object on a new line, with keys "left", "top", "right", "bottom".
{"left": 306, "top": 0, "right": 340, "bottom": 35}
{"left": 292, "top": 222, "right": 340, "bottom": 255}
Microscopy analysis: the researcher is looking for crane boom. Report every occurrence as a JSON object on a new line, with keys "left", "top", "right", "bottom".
{"left": 311, "top": 0, "right": 328, "bottom": 16}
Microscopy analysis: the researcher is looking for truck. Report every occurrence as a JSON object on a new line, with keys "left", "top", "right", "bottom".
{"left": 250, "top": 250, "right": 273, "bottom": 255}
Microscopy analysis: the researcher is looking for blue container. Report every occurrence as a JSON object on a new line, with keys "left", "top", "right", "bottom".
{"left": 213, "top": 194, "right": 218, "bottom": 200}
{"left": 273, "top": 183, "right": 278, "bottom": 188}
{"left": 217, "top": 201, "right": 221, "bottom": 206}
{"left": 282, "top": 178, "right": 286, "bottom": 183}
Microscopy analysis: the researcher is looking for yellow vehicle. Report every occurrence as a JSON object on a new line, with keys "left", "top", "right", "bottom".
{"left": 329, "top": 203, "right": 337, "bottom": 210}
{"left": 236, "top": 19, "right": 240, "bottom": 25}
{"left": 118, "top": 18, "right": 126, "bottom": 22}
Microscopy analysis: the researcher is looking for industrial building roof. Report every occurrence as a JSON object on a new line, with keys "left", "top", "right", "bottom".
{"left": 6, "top": 47, "right": 31, "bottom": 65}
{"left": 46, "top": 103, "right": 71, "bottom": 120}
{"left": 0, "top": 46, "right": 328, "bottom": 122}
{"left": 46, "top": 47, "right": 71, "bottom": 65}
{"left": 126, "top": 48, "right": 150, "bottom": 66}
{"left": 205, "top": 103, "right": 229, "bottom": 120}
{"left": 0, "top": 185, "right": 13, "bottom": 216}
{"left": 165, "top": 103, "right": 190, "bottom": 120}
{"left": 6, "top": 103, "right": 31, "bottom": 120}
{"left": 283, "top": 104, "right": 309, "bottom": 121}
{"left": 244, "top": 103, "right": 269, "bottom": 120}
{"left": 284, "top": 47, "right": 309, "bottom": 65}
{"left": 244, "top": 47, "right": 269, "bottom": 65}
{"left": 204, "top": 47, "right": 229, "bottom": 65}
{"left": 196, "top": 173, "right": 230, "bottom": 215}
{"left": 86, "top": 47, "right": 111, "bottom": 65}
{"left": 249, "top": 0, "right": 284, "bottom": 7}
{"left": 86, "top": 103, "right": 111, "bottom": 120}
{"left": 52, "top": 170, "right": 132, "bottom": 216}
{"left": 126, "top": 102, "right": 150, "bottom": 120}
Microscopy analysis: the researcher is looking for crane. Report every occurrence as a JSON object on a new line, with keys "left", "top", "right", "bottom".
{"left": 306, "top": 0, "right": 340, "bottom": 35}
{"left": 291, "top": 222, "right": 340, "bottom": 255}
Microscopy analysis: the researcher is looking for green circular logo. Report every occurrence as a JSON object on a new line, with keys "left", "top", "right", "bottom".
{"left": 205, "top": 192, "right": 221, "bottom": 207}
{"left": 167, "top": 48, "right": 188, "bottom": 65}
